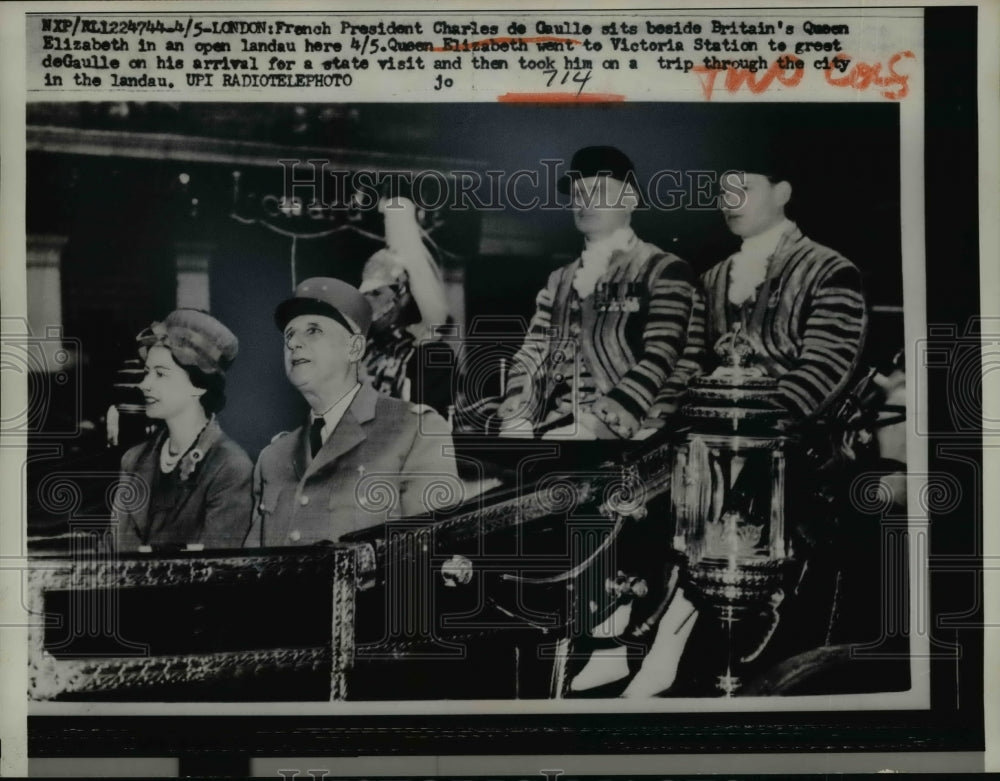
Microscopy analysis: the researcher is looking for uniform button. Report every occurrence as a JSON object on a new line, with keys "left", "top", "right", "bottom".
{"left": 554, "top": 373, "right": 564, "bottom": 382}
{"left": 289, "top": 530, "right": 302, "bottom": 542}
{"left": 569, "top": 323, "right": 581, "bottom": 336}
{"left": 299, "top": 495, "right": 310, "bottom": 506}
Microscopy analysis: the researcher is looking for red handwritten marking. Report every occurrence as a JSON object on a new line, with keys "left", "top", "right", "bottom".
{"left": 432, "top": 36, "right": 580, "bottom": 52}
{"left": 497, "top": 92, "right": 626, "bottom": 103}
{"left": 692, "top": 56, "right": 804, "bottom": 101}
{"left": 825, "top": 51, "right": 916, "bottom": 100}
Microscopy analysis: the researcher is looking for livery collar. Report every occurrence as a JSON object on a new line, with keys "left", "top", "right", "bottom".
{"left": 739, "top": 218, "right": 794, "bottom": 259}
{"left": 574, "top": 228, "right": 637, "bottom": 298}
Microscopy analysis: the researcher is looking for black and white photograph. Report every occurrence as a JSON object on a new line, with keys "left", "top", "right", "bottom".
{"left": 21, "top": 98, "right": 919, "bottom": 706}
{"left": 1, "top": 1, "right": 994, "bottom": 775}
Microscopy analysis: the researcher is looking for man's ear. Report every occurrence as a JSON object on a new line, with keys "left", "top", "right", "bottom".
{"left": 774, "top": 180, "right": 792, "bottom": 208}
{"left": 347, "top": 333, "right": 367, "bottom": 362}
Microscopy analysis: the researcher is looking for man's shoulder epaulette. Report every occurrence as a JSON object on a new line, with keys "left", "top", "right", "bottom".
{"left": 408, "top": 403, "right": 435, "bottom": 415}
{"left": 270, "top": 431, "right": 291, "bottom": 444}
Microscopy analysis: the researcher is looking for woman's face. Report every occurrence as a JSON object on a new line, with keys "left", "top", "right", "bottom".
{"left": 138, "top": 345, "right": 204, "bottom": 421}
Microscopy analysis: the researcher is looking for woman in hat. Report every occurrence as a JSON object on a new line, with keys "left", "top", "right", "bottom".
{"left": 359, "top": 196, "right": 455, "bottom": 418}
{"left": 114, "top": 309, "right": 253, "bottom": 551}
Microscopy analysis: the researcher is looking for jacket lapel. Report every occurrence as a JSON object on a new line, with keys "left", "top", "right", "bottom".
{"left": 292, "top": 425, "right": 310, "bottom": 481}
{"left": 161, "top": 419, "right": 224, "bottom": 529}
{"left": 125, "top": 435, "right": 162, "bottom": 543}
{"left": 757, "top": 224, "right": 802, "bottom": 302}
{"left": 583, "top": 240, "right": 644, "bottom": 394}
{"left": 745, "top": 224, "right": 802, "bottom": 375}
{"left": 302, "top": 384, "right": 378, "bottom": 481}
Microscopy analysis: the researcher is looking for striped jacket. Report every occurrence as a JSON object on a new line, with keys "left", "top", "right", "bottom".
{"left": 364, "top": 328, "right": 455, "bottom": 418}
{"left": 700, "top": 224, "right": 868, "bottom": 418}
{"left": 505, "top": 237, "right": 706, "bottom": 428}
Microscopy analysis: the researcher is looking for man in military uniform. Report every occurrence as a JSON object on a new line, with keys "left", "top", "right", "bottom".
{"left": 244, "top": 277, "right": 459, "bottom": 546}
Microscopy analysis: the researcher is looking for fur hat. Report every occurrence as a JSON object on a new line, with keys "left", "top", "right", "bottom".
{"left": 137, "top": 309, "right": 239, "bottom": 374}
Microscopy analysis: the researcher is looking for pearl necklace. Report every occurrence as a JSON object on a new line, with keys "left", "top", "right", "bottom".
{"left": 159, "top": 444, "right": 182, "bottom": 473}
{"left": 159, "top": 417, "right": 212, "bottom": 474}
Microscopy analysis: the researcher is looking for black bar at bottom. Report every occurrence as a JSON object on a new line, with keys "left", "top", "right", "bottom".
{"left": 178, "top": 754, "right": 250, "bottom": 778}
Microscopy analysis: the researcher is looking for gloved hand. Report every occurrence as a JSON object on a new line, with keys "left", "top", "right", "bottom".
{"left": 592, "top": 396, "right": 641, "bottom": 439}
{"left": 496, "top": 392, "right": 531, "bottom": 421}
{"left": 644, "top": 399, "right": 677, "bottom": 423}
{"left": 496, "top": 393, "right": 535, "bottom": 437}
{"left": 540, "top": 410, "right": 613, "bottom": 440}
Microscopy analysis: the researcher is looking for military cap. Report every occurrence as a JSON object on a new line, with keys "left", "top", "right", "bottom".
{"left": 712, "top": 128, "right": 798, "bottom": 184}
{"left": 137, "top": 309, "right": 239, "bottom": 374}
{"left": 557, "top": 145, "right": 646, "bottom": 206}
{"left": 558, "top": 146, "right": 638, "bottom": 190}
{"left": 274, "top": 277, "right": 373, "bottom": 336}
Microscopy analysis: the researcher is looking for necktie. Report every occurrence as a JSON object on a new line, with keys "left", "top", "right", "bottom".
{"left": 309, "top": 417, "right": 325, "bottom": 458}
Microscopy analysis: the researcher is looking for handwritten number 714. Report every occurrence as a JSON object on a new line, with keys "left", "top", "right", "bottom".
{"left": 543, "top": 68, "right": 592, "bottom": 95}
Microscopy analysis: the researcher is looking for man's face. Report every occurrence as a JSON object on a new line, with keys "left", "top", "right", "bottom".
{"left": 571, "top": 176, "right": 635, "bottom": 239}
{"left": 282, "top": 314, "right": 363, "bottom": 393}
{"left": 719, "top": 172, "right": 790, "bottom": 239}
{"left": 364, "top": 282, "right": 410, "bottom": 336}
{"left": 360, "top": 251, "right": 412, "bottom": 336}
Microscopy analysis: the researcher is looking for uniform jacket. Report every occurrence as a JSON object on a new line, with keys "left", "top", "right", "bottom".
{"left": 245, "top": 382, "right": 459, "bottom": 547}
{"left": 114, "top": 419, "right": 253, "bottom": 551}
{"left": 505, "top": 237, "right": 706, "bottom": 426}
{"left": 699, "top": 223, "right": 868, "bottom": 418}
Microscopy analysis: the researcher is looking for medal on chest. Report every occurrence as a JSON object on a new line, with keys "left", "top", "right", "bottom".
{"left": 595, "top": 281, "right": 643, "bottom": 313}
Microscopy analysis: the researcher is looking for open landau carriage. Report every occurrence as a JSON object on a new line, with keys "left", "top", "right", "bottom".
{"left": 28, "top": 332, "right": 909, "bottom": 702}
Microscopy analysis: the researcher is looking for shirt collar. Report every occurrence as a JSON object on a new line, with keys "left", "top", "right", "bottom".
{"left": 583, "top": 226, "right": 636, "bottom": 255}
{"left": 739, "top": 218, "right": 793, "bottom": 258}
{"left": 311, "top": 383, "right": 361, "bottom": 438}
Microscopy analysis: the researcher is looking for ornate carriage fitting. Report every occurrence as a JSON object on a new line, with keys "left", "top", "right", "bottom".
{"left": 671, "top": 327, "right": 797, "bottom": 696}
{"left": 28, "top": 546, "right": 357, "bottom": 701}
